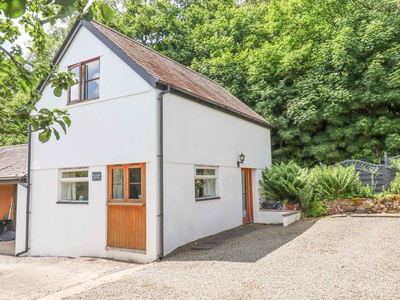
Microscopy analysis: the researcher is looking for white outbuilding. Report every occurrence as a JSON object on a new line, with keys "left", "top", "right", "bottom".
{"left": 16, "top": 20, "right": 272, "bottom": 263}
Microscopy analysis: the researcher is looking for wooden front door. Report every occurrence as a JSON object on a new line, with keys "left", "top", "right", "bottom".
{"left": 241, "top": 168, "right": 254, "bottom": 224}
{"left": 107, "top": 163, "right": 146, "bottom": 251}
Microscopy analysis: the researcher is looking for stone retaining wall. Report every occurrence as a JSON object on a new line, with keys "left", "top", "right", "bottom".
{"left": 324, "top": 195, "right": 400, "bottom": 215}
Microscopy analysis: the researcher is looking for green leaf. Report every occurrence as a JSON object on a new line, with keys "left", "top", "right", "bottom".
{"left": 26, "top": 104, "right": 37, "bottom": 111}
{"left": 53, "top": 128, "right": 60, "bottom": 140}
{"left": 38, "top": 129, "right": 52, "bottom": 143}
{"left": 54, "top": 4, "right": 74, "bottom": 19}
{"left": 39, "top": 108, "right": 53, "bottom": 116}
{"left": 56, "top": 120, "right": 67, "bottom": 134}
{"left": 0, "top": 0, "right": 27, "bottom": 18}
{"left": 99, "top": 3, "right": 114, "bottom": 22}
{"left": 83, "top": 7, "right": 94, "bottom": 21}
{"left": 31, "top": 118, "right": 39, "bottom": 131}
{"left": 62, "top": 116, "right": 71, "bottom": 127}
{"left": 53, "top": 87, "right": 62, "bottom": 97}
{"left": 54, "top": 0, "right": 76, "bottom": 6}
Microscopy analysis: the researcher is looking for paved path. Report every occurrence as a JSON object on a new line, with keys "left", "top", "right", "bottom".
{"left": 0, "top": 256, "right": 142, "bottom": 300}
{"left": 1, "top": 217, "right": 399, "bottom": 299}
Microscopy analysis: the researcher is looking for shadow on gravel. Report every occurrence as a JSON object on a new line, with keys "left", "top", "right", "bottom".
{"left": 164, "top": 219, "right": 318, "bottom": 263}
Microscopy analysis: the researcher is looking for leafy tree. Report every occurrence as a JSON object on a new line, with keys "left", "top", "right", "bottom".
{"left": 113, "top": 0, "right": 400, "bottom": 166}
{"left": 0, "top": 0, "right": 115, "bottom": 145}
{"left": 251, "top": 0, "right": 400, "bottom": 166}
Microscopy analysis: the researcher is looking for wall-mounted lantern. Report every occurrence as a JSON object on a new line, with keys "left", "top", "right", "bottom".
{"left": 237, "top": 153, "right": 245, "bottom": 167}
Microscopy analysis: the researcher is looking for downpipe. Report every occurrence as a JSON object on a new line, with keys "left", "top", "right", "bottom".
{"left": 157, "top": 85, "right": 170, "bottom": 260}
{"left": 16, "top": 126, "right": 32, "bottom": 256}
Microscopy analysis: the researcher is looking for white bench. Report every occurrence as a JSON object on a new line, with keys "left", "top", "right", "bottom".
{"left": 258, "top": 209, "right": 301, "bottom": 226}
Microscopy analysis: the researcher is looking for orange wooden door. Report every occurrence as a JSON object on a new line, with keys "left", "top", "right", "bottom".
{"left": 241, "top": 169, "right": 254, "bottom": 224}
{"left": 107, "top": 164, "right": 146, "bottom": 251}
{"left": 0, "top": 184, "right": 14, "bottom": 220}
{"left": 107, "top": 204, "right": 146, "bottom": 250}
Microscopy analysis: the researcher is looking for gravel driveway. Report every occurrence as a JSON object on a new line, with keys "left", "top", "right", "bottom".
{"left": 65, "top": 217, "right": 400, "bottom": 300}
{"left": 1, "top": 217, "right": 399, "bottom": 299}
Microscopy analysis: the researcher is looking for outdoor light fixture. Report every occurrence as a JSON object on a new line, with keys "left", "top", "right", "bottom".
{"left": 237, "top": 153, "right": 245, "bottom": 167}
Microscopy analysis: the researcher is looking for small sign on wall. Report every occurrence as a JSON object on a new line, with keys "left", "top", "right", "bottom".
{"left": 92, "top": 172, "right": 102, "bottom": 181}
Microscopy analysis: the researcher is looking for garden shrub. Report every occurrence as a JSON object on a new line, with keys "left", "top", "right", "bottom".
{"left": 355, "top": 182, "right": 375, "bottom": 198}
{"left": 389, "top": 174, "right": 400, "bottom": 194}
{"left": 298, "top": 183, "right": 314, "bottom": 215}
{"left": 259, "top": 161, "right": 306, "bottom": 203}
{"left": 306, "top": 200, "right": 326, "bottom": 218}
{"left": 310, "top": 164, "right": 362, "bottom": 199}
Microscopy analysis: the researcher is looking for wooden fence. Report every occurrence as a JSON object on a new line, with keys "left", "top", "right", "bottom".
{"left": 337, "top": 153, "right": 398, "bottom": 193}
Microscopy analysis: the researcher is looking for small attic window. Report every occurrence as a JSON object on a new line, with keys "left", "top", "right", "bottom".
{"left": 68, "top": 58, "right": 100, "bottom": 103}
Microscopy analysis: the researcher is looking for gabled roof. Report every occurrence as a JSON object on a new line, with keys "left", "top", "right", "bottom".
{"left": 44, "top": 20, "right": 272, "bottom": 128}
{"left": 0, "top": 144, "right": 27, "bottom": 180}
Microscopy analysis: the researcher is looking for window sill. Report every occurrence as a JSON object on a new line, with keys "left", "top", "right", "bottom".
{"left": 195, "top": 196, "right": 221, "bottom": 202}
{"left": 56, "top": 201, "right": 89, "bottom": 204}
{"left": 67, "top": 97, "right": 99, "bottom": 106}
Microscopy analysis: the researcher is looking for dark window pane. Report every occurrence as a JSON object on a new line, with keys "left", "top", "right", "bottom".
{"left": 129, "top": 184, "right": 141, "bottom": 199}
{"left": 61, "top": 182, "right": 88, "bottom": 201}
{"left": 62, "top": 171, "right": 88, "bottom": 178}
{"left": 112, "top": 169, "right": 124, "bottom": 199}
{"left": 76, "top": 182, "right": 89, "bottom": 200}
{"left": 86, "top": 80, "right": 99, "bottom": 99}
{"left": 195, "top": 179, "right": 216, "bottom": 198}
{"left": 196, "top": 169, "right": 215, "bottom": 176}
{"left": 86, "top": 60, "right": 100, "bottom": 80}
{"left": 129, "top": 168, "right": 141, "bottom": 183}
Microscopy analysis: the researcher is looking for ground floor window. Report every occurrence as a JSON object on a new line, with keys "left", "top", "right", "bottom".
{"left": 195, "top": 166, "right": 219, "bottom": 200}
{"left": 59, "top": 168, "right": 89, "bottom": 202}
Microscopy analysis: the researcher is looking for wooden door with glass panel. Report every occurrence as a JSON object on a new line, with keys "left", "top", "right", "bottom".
{"left": 107, "top": 163, "right": 146, "bottom": 251}
{"left": 241, "top": 168, "right": 253, "bottom": 224}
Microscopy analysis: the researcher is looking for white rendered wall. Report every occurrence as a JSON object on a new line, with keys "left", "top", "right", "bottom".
{"left": 28, "top": 26, "right": 159, "bottom": 263}
{"left": 162, "top": 93, "right": 271, "bottom": 255}
{"left": 15, "top": 184, "right": 27, "bottom": 254}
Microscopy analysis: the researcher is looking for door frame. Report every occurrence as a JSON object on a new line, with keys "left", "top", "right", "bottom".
{"left": 106, "top": 163, "right": 147, "bottom": 251}
{"left": 241, "top": 168, "right": 254, "bottom": 224}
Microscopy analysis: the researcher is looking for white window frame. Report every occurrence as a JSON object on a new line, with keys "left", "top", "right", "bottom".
{"left": 58, "top": 168, "right": 89, "bottom": 203}
{"left": 194, "top": 166, "right": 220, "bottom": 201}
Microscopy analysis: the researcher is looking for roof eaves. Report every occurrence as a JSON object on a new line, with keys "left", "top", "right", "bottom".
{"left": 156, "top": 81, "right": 273, "bottom": 129}
{"left": 82, "top": 20, "right": 157, "bottom": 88}
{"left": 0, "top": 176, "right": 25, "bottom": 183}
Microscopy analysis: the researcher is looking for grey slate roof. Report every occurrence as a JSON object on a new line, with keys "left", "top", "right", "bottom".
{"left": 88, "top": 21, "right": 271, "bottom": 128}
{"left": 0, "top": 144, "right": 28, "bottom": 180}
{"left": 44, "top": 20, "right": 272, "bottom": 129}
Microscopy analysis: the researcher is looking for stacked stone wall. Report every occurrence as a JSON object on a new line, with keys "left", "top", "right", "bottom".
{"left": 324, "top": 195, "right": 400, "bottom": 215}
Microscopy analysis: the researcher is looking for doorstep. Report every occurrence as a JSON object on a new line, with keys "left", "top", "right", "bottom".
{"left": 258, "top": 209, "right": 301, "bottom": 226}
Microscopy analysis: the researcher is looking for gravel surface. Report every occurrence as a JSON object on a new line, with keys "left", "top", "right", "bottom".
{"left": 65, "top": 217, "right": 400, "bottom": 300}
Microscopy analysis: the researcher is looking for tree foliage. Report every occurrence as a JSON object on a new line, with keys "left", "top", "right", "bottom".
{"left": 111, "top": 0, "right": 400, "bottom": 166}
{"left": 0, "top": 0, "right": 115, "bottom": 146}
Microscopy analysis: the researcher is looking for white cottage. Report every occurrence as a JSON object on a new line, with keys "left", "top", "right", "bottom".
{"left": 16, "top": 20, "right": 272, "bottom": 263}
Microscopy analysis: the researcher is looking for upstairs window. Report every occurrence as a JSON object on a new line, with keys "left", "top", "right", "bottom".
{"left": 68, "top": 58, "right": 100, "bottom": 103}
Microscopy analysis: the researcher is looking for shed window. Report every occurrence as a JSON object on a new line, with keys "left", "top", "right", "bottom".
{"left": 68, "top": 58, "right": 100, "bottom": 103}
